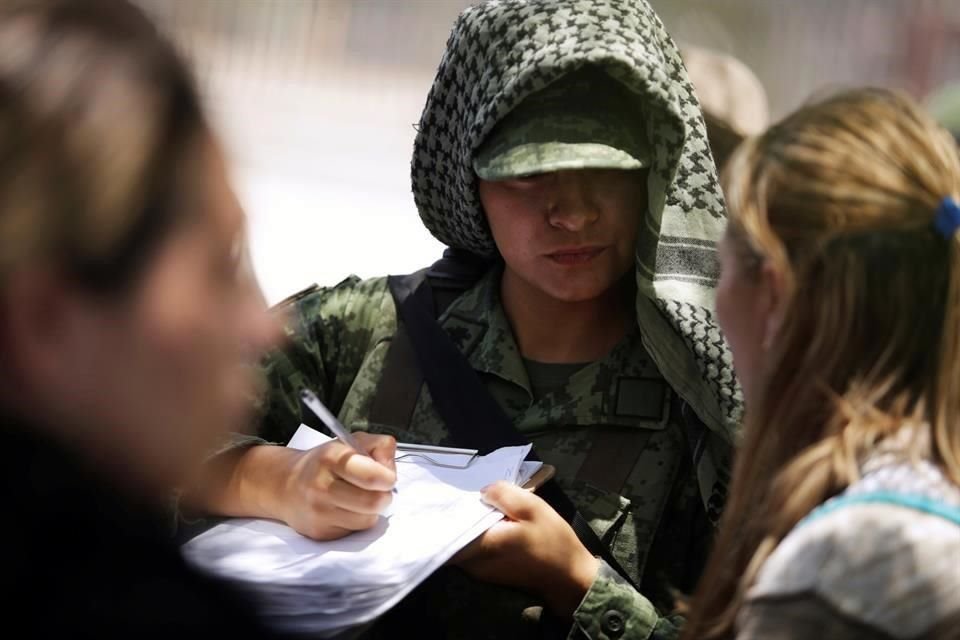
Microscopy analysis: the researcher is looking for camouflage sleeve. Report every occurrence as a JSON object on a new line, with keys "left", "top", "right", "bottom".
{"left": 169, "top": 276, "right": 394, "bottom": 531}
{"left": 569, "top": 562, "right": 683, "bottom": 640}
{"left": 253, "top": 275, "right": 395, "bottom": 445}
{"left": 207, "top": 275, "right": 393, "bottom": 456}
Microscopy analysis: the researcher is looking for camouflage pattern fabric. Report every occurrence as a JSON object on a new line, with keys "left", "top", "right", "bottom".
{"left": 572, "top": 564, "right": 685, "bottom": 640}
{"left": 473, "top": 69, "right": 653, "bottom": 180}
{"left": 411, "top": 0, "right": 741, "bottom": 531}
{"left": 253, "top": 270, "right": 712, "bottom": 639}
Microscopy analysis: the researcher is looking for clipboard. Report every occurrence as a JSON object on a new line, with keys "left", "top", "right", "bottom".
{"left": 521, "top": 464, "right": 556, "bottom": 491}
{"left": 394, "top": 443, "right": 553, "bottom": 488}
{"left": 394, "top": 442, "right": 480, "bottom": 469}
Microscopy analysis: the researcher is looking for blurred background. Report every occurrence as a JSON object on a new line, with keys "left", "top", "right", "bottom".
{"left": 135, "top": 0, "right": 960, "bottom": 304}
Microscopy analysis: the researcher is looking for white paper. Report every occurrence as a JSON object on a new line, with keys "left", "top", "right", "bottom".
{"left": 286, "top": 423, "right": 333, "bottom": 450}
{"left": 183, "top": 425, "right": 535, "bottom": 636}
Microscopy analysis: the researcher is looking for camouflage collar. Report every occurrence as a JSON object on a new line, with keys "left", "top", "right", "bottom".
{"left": 439, "top": 267, "right": 534, "bottom": 400}
{"left": 437, "top": 267, "right": 656, "bottom": 414}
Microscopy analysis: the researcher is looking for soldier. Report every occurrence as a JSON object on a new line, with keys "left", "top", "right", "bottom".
{"left": 190, "top": 1, "right": 740, "bottom": 638}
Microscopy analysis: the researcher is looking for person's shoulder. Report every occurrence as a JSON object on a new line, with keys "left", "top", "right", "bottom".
{"left": 276, "top": 275, "right": 395, "bottom": 334}
{"left": 274, "top": 275, "right": 390, "bottom": 313}
{"left": 748, "top": 501, "right": 960, "bottom": 637}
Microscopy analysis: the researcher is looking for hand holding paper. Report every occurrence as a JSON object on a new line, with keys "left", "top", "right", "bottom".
{"left": 451, "top": 481, "right": 600, "bottom": 618}
{"left": 183, "top": 426, "right": 541, "bottom": 636}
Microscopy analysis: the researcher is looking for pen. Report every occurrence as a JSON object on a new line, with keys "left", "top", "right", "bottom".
{"left": 299, "top": 388, "right": 398, "bottom": 494}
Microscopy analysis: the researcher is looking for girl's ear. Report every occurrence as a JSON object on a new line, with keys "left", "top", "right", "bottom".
{"left": 759, "top": 260, "right": 789, "bottom": 352}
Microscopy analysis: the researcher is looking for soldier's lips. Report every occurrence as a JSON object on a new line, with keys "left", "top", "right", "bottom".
{"left": 545, "top": 246, "right": 606, "bottom": 265}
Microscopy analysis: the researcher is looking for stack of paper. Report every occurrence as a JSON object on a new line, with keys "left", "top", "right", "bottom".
{"left": 182, "top": 426, "right": 539, "bottom": 637}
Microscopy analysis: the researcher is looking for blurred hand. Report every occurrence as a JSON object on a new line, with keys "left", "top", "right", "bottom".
{"left": 452, "top": 481, "right": 600, "bottom": 618}
{"left": 277, "top": 432, "right": 397, "bottom": 540}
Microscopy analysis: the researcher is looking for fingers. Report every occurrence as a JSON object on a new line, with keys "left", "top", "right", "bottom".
{"left": 480, "top": 481, "right": 544, "bottom": 522}
{"left": 296, "top": 507, "right": 382, "bottom": 541}
{"left": 281, "top": 439, "right": 397, "bottom": 541}
{"left": 315, "top": 440, "right": 397, "bottom": 491}
{"left": 324, "top": 505, "right": 382, "bottom": 532}
{"left": 338, "top": 449, "right": 397, "bottom": 490}
{"left": 326, "top": 476, "right": 393, "bottom": 515}
{"left": 354, "top": 432, "right": 397, "bottom": 471}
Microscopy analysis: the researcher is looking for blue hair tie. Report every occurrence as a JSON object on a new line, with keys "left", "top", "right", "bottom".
{"left": 934, "top": 197, "right": 960, "bottom": 239}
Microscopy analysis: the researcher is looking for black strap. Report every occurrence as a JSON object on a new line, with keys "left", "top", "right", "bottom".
{"left": 386, "top": 272, "right": 639, "bottom": 590}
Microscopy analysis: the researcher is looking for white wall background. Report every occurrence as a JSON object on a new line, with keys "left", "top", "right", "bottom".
{"left": 140, "top": 0, "right": 472, "bottom": 303}
{"left": 209, "top": 68, "right": 447, "bottom": 303}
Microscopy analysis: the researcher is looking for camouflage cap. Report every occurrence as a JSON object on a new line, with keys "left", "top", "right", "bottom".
{"left": 473, "top": 68, "right": 651, "bottom": 180}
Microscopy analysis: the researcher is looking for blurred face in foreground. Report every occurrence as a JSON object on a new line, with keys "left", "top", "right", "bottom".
{"left": 4, "top": 136, "right": 281, "bottom": 497}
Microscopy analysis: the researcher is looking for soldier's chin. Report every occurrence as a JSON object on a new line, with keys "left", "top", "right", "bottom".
{"left": 540, "top": 278, "right": 616, "bottom": 304}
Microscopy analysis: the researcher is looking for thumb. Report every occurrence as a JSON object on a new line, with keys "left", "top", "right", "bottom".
{"left": 336, "top": 449, "right": 397, "bottom": 491}
{"left": 480, "top": 481, "right": 544, "bottom": 522}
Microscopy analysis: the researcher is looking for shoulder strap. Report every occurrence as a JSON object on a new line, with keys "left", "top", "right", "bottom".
{"left": 385, "top": 269, "right": 640, "bottom": 590}
{"left": 369, "top": 250, "right": 492, "bottom": 428}
{"left": 387, "top": 272, "right": 528, "bottom": 451}
{"left": 804, "top": 491, "right": 960, "bottom": 527}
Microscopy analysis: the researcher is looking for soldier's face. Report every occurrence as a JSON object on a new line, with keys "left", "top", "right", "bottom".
{"left": 479, "top": 168, "right": 644, "bottom": 303}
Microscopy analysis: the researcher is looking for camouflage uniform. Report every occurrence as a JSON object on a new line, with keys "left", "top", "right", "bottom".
{"left": 249, "top": 268, "right": 709, "bottom": 639}
{"left": 235, "top": 0, "right": 743, "bottom": 638}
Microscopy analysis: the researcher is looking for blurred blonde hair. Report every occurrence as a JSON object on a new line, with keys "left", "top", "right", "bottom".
{"left": 0, "top": 0, "right": 205, "bottom": 293}
{"left": 682, "top": 88, "right": 960, "bottom": 639}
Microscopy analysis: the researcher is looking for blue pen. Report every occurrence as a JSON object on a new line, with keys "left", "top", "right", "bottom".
{"left": 299, "top": 389, "right": 398, "bottom": 494}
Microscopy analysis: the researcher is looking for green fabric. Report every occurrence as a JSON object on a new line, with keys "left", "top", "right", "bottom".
{"left": 250, "top": 269, "right": 711, "bottom": 638}
{"left": 571, "top": 562, "right": 659, "bottom": 640}
{"left": 473, "top": 68, "right": 652, "bottom": 180}
{"left": 522, "top": 358, "right": 590, "bottom": 401}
